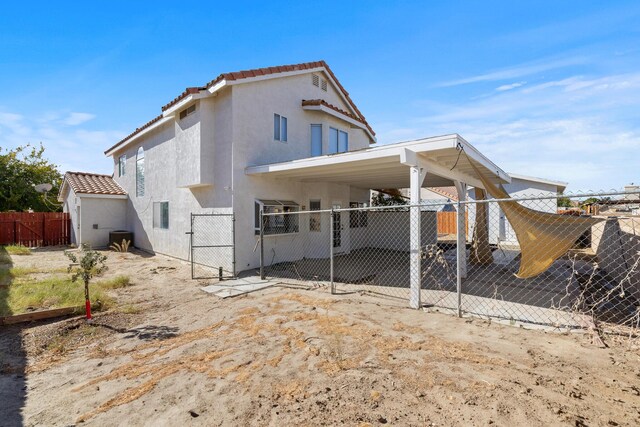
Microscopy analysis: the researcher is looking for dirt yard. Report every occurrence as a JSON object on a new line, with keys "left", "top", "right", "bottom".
{"left": 1, "top": 248, "right": 639, "bottom": 426}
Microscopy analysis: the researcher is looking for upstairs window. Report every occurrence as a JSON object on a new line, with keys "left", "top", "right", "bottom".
{"left": 310, "top": 124, "right": 322, "bottom": 156}
{"left": 179, "top": 104, "right": 196, "bottom": 120}
{"left": 321, "top": 78, "right": 328, "bottom": 91}
{"left": 118, "top": 155, "right": 126, "bottom": 177}
{"left": 255, "top": 200, "right": 299, "bottom": 235}
{"left": 312, "top": 74, "right": 319, "bottom": 87}
{"left": 329, "top": 128, "right": 348, "bottom": 154}
{"left": 153, "top": 201, "right": 169, "bottom": 229}
{"left": 274, "top": 114, "right": 288, "bottom": 142}
{"left": 136, "top": 147, "right": 145, "bottom": 197}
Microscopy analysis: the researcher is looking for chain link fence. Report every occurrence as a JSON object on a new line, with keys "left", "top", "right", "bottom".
{"left": 190, "top": 213, "right": 235, "bottom": 279}
{"left": 259, "top": 191, "right": 640, "bottom": 334}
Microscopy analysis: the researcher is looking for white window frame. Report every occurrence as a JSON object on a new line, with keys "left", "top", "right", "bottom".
{"left": 153, "top": 201, "right": 169, "bottom": 229}
{"left": 329, "top": 127, "right": 348, "bottom": 154}
{"left": 310, "top": 124, "right": 322, "bottom": 157}
{"left": 255, "top": 199, "right": 299, "bottom": 236}
{"left": 136, "top": 147, "right": 145, "bottom": 197}
{"left": 274, "top": 113, "right": 287, "bottom": 142}
{"left": 118, "top": 155, "right": 126, "bottom": 177}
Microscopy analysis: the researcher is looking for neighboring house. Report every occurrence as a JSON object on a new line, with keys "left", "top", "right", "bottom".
{"left": 468, "top": 173, "right": 567, "bottom": 245}
{"left": 58, "top": 172, "right": 127, "bottom": 247}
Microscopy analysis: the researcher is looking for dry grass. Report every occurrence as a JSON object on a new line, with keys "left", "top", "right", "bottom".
{"left": 98, "top": 275, "right": 132, "bottom": 289}
{"left": 4, "top": 244, "right": 31, "bottom": 256}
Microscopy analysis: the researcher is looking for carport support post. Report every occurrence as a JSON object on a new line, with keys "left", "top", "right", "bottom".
{"left": 330, "top": 208, "right": 335, "bottom": 294}
{"left": 259, "top": 209, "right": 265, "bottom": 280}
{"left": 454, "top": 181, "right": 468, "bottom": 317}
{"left": 409, "top": 165, "right": 423, "bottom": 309}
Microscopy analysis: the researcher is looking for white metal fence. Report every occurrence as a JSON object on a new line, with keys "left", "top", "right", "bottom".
{"left": 259, "top": 191, "right": 640, "bottom": 332}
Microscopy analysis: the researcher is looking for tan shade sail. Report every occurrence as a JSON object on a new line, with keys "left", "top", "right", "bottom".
{"left": 469, "top": 162, "right": 603, "bottom": 278}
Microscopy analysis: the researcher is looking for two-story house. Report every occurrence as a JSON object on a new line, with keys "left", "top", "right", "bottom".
{"left": 61, "top": 60, "right": 519, "bottom": 281}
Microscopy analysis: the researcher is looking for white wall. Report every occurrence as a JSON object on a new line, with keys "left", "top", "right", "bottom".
{"left": 78, "top": 196, "right": 127, "bottom": 248}
{"left": 109, "top": 70, "right": 374, "bottom": 273}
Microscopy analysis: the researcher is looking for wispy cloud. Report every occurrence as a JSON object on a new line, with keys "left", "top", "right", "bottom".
{"left": 436, "top": 56, "right": 587, "bottom": 87}
{"left": 496, "top": 81, "right": 526, "bottom": 92}
{"left": 380, "top": 71, "right": 640, "bottom": 191}
{"left": 62, "top": 112, "right": 96, "bottom": 126}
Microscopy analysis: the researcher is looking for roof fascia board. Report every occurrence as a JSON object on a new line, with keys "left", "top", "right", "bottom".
{"left": 105, "top": 116, "right": 173, "bottom": 157}
{"left": 245, "top": 137, "right": 458, "bottom": 175}
{"left": 508, "top": 173, "right": 567, "bottom": 189}
{"left": 209, "top": 67, "right": 326, "bottom": 94}
{"left": 77, "top": 193, "right": 128, "bottom": 200}
{"left": 302, "top": 104, "right": 375, "bottom": 140}
{"left": 162, "top": 92, "right": 210, "bottom": 117}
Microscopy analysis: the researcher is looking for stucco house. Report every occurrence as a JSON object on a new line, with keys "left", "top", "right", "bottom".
{"left": 60, "top": 60, "right": 567, "bottom": 290}
{"left": 58, "top": 172, "right": 127, "bottom": 248}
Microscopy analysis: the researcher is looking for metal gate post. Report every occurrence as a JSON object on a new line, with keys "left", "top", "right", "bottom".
{"left": 330, "top": 208, "right": 335, "bottom": 294}
{"left": 259, "top": 209, "right": 265, "bottom": 280}
{"left": 190, "top": 214, "right": 195, "bottom": 280}
{"left": 232, "top": 214, "right": 237, "bottom": 278}
{"left": 456, "top": 200, "right": 462, "bottom": 317}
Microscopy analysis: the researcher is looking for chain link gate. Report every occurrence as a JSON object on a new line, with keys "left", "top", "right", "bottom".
{"left": 189, "top": 213, "right": 236, "bottom": 280}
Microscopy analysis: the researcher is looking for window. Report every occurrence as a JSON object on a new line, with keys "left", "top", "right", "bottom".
{"left": 329, "top": 128, "right": 348, "bottom": 154}
{"left": 312, "top": 74, "right": 319, "bottom": 87}
{"left": 309, "top": 200, "right": 321, "bottom": 232}
{"left": 274, "top": 114, "right": 287, "bottom": 142}
{"left": 118, "top": 155, "right": 126, "bottom": 177}
{"left": 179, "top": 104, "right": 196, "bottom": 120}
{"left": 255, "top": 200, "right": 299, "bottom": 235}
{"left": 321, "top": 78, "right": 328, "bottom": 91}
{"left": 311, "top": 124, "right": 322, "bottom": 156}
{"left": 136, "top": 147, "right": 145, "bottom": 197}
{"left": 153, "top": 202, "right": 169, "bottom": 229}
{"left": 349, "top": 202, "right": 368, "bottom": 228}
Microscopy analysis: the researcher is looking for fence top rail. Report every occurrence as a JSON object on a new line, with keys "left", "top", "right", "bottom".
{"left": 458, "top": 189, "right": 640, "bottom": 205}
{"left": 260, "top": 190, "right": 640, "bottom": 216}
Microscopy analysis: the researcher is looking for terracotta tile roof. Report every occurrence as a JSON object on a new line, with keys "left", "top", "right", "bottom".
{"left": 302, "top": 99, "right": 375, "bottom": 136}
{"left": 107, "top": 60, "right": 374, "bottom": 154}
{"left": 427, "top": 186, "right": 459, "bottom": 201}
{"left": 63, "top": 172, "right": 127, "bottom": 196}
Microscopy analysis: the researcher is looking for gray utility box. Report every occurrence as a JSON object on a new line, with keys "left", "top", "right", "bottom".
{"left": 109, "top": 230, "right": 134, "bottom": 247}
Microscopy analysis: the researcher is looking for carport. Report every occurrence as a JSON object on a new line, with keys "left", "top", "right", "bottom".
{"left": 245, "top": 134, "right": 510, "bottom": 308}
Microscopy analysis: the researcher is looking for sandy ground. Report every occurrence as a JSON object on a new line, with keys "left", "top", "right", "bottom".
{"left": 1, "top": 248, "right": 639, "bottom": 427}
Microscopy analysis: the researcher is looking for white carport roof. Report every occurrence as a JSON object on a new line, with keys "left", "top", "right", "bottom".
{"left": 245, "top": 134, "right": 510, "bottom": 189}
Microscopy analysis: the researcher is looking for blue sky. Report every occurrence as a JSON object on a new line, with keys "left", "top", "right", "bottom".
{"left": 1, "top": 1, "right": 639, "bottom": 191}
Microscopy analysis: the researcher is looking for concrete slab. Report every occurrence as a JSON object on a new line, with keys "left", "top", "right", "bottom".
{"left": 201, "top": 277, "right": 273, "bottom": 298}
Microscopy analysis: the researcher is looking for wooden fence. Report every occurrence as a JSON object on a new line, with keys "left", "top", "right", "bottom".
{"left": 437, "top": 211, "right": 468, "bottom": 236}
{"left": 0, "top": 212, "right": 70, "bottom": 247}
